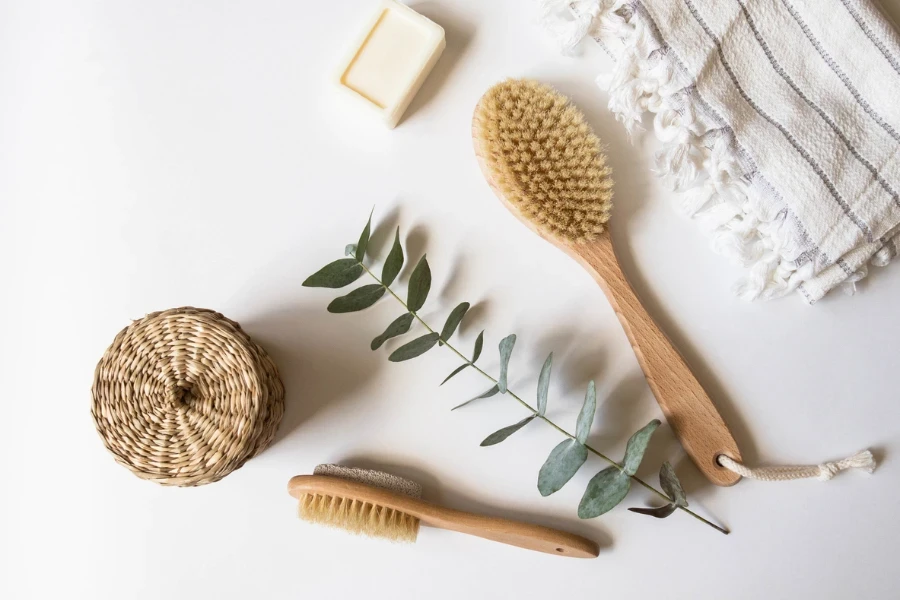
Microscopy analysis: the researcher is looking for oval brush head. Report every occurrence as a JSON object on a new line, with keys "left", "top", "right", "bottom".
{"left": 472, "top": 78, "right": 613, "bottom": 243}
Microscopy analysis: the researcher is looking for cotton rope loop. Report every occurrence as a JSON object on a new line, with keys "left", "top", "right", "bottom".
{"left": 718, "top": 450, "right": 876, "bottom": 482}
{"left": 91, "top": 307, "right": 285, "bottom": 487}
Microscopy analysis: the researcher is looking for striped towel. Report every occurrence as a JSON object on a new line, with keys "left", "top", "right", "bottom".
{"left": 539, "top": 0, "right": 900, "bottom": 303}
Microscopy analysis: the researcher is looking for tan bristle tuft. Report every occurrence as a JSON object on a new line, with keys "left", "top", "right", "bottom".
{"left": 298, "top": 493, "right": 420, "bottom": 543}
{"left": 473, "top": 79, "right": 613, "bottom": 243}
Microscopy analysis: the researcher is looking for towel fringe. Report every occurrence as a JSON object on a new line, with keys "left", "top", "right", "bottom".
{"left": 538, "top": 0, "right": 897, "bottom": 302}
{"left": 538, "top": 0, "right": 605, "bottom": 55}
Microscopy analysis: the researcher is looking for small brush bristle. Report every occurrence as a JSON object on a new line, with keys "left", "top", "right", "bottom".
{"left": 297, "top": 465, "right": 423, "bottom": 543}
{"left": 473, "top": 79, "right": 613, "bottom": 243}
{"left": 298, "top": 493, "right": 420, "bottom": 543}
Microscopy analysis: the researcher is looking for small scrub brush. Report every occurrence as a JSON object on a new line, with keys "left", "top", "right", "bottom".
{"left": 472, "top": 79, "right": 743, "bottom": 487}
{"left": 288, "top": 464, "right": 600, "bottom": 558}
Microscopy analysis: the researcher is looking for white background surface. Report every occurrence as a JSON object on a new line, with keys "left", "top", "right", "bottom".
{"left": 3, "top": 1, "right": 900, "bottom": 598}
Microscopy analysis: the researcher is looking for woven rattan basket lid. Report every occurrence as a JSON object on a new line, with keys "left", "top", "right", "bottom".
{"left": 91, "top": 307, "right": 284, "bottom": 486}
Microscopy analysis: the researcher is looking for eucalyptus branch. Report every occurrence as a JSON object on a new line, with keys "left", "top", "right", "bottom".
{"left": 303, "top": 211, "right": 729, "bottom": 535}
{"left": 359, "top": 262, "right": 727, "bottom": 535}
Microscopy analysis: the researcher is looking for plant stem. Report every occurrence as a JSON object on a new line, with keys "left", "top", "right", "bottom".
{"left": 360, "top": 262, "right": 729, "bottom": 535}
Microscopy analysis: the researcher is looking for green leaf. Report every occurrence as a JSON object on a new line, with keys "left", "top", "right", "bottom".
{"left": 388, "top": 332, "right": 440, "bottom": 362}
{"left": 497, "top": 334, "right": 516, "bottom": 393}
{"left": 578, "top": 467, "right": 631, "bottom": 519}
{"left": 303, "top": 258, "right": 364, "bottom": 288}
{"left": 472, "top": 330, "right": 485, "bottom": 362}
{"left": 627, "top": 462, "right": 685, "bottom": 519}
{"left": 622, "top": 419, "right": 661, "bottom": 476}
{"left": 440, "top": 363, "right": 469, "bottom": 386}
{"left": 355, "top": 208, "right": 373, "bottom": 262}
{"left": 576, "top": 381, "right": 597, "bottom": 445}
{"left": 659, "top": 461, "right": 687, "bottom": 507}
{"left": 439, "top": 302, "right": 470, "bottom": 345}
{"left": 628, "top": 504, "right": 677, "bottom": 518}
{"left": 371, "top": 313, "right": 414, "bottom": 350}
{"left": 451, "top": 384, "right": 500, "bottom": 410}
{"left": 407, "top": 255, "right": 431, "bottom": 313}
{"left": 327, "top": 284, "right": 385, "bottom": 313}
{"left": 537, "top": 439, "right": 588, "bottom": 497}
{"left": 345, "top": 243, "right": 357, "bottom": 257}
{"left": 480, "top": 416, "right": 535, "bottom": 446}
{"left": 381, "top": 227, "right": 404, "bottom": 287}
{"left": 536, "top": 353, "right": 552, "bottom": 416}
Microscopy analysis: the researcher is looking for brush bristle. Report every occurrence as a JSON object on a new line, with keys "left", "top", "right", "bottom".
{"left": 298, "top": 493, "right": 420, "bottom": 543}
{"left": 473, "top": 79, "right": 613, "bottom": 243}
{"left": 297, "top": 465, "right": 422, "bottom": 543}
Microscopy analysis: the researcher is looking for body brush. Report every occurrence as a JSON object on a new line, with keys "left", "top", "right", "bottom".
{"left": 472, "top": 79, "right": 742, "bottom": 486}
{"left": 288, "top": 464, "right": 599, "bottom": 557}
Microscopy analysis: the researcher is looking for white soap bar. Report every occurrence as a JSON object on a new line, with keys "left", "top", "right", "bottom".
{"left": 337, "top": 0, "right": 445, "bottom": 128}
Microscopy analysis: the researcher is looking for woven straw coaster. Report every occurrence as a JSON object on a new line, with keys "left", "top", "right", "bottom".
{"left": 91, "top": 307, "right": 284, "bottom": 486}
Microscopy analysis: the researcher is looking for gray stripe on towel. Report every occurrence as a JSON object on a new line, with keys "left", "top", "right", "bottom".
{"left": 682, "top": 0, "right": 874, "bottom": 242}
{"left": 736, "top": 0, "right": 899, "bottom": 206}
{"left": 840, "top": 0, "right": 900, "bottom": 76}
{"left": 636, "top": 1, "right": 827, "bottom": 265}
{"left": 837, "top": 258, "right": 855, "bottom": 277}
{"left": 780, "top": 0, "right": 900, "bottom": 143}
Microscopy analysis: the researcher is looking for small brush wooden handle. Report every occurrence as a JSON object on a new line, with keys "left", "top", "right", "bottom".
{"left": 288, "top": 475, "right": 600, "bottom": 558}
{"left": 568, "top": 235, "right": 742, "bottom": 486}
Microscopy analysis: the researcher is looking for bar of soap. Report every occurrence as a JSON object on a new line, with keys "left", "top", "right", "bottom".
{"left": 337, "top": 0, "right": 445, "bottom": 128}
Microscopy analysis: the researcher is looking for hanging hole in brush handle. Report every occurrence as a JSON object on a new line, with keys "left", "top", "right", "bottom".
{"left": 567, "top": 234, "right": 743, "bottom": 487}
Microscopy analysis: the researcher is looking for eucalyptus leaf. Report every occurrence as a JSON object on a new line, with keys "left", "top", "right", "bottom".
{"left": 302, "top": 258, "right": 364, "bottom": 288}
{"left": 576, "top": 381, "right": 597, "bottom": 445}
{"left": 439, "top": 302, "right": 470, "bottom": 345}
{"left": 345, "top": 243, "right": 357, "bottom": 257}
{"left": 388, "top": 332, "right": 440, "bottom": 362}
{"left": 472, "top": 330, "right": 484, "bottom": 362}
{"left": 659, "top": 461, "right": 687, "bottom": 507}
{"left": 480, "top": 416, "right": 535, "bottom": 446}
{"left": 626, "top": 463, "right": 685, "bottom": 519}
{"left": 451, "top": 384, "right": 500, "bottom": 410}
{"left": 407, "top": 255, "right": 431, "bottom": 313}
{"left": 327, "top": 284, "right": 385, "bottom": 313}
{"left": 578, "top": 467, "right": 631, "bottom": 519}
{"left": 628, "top": 504, "right": 677, "bottom": 519}
{"left": 537, "top": 439, "right": 588, "bottom": 497}
{"left": 622, "top": 419, "right": 661, "bottom": 476}
{"left": 497, "top": 334, "right": 516, "bottom": 393}
{"left": 371, "top": 312, "right": 414, "bottom": 350}
{"left": 536, "top": 353, "right": 552, "bottom": 416}
{"left": 381, "top": 227, "right": 404, "bottom": 286}
{"left": 440, "top": 363, "right": 469, "bottom": 386}
{"left": 355, "top": 209, "right": 373, "bottom": 262}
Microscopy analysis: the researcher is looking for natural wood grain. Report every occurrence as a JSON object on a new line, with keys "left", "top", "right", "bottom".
{"left": 288, "top": 475, "right": 600, "bottom": 558}
{"left": 565, "top": 235, "right": 742, "bottom": 486}
{"left": 472, "top": 120, "right": 742, "bottom": 487}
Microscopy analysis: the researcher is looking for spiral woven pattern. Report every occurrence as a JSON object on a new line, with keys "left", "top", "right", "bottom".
{"left": 91, "top": 307, "right": 284, "bottom": 486}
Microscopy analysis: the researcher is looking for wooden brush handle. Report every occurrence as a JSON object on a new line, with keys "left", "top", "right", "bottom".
{"left": 288, "top": 475, "right": 600, "bottom": 558}
{"left": 568, "top": 235, "right": 742, "bottom": 486}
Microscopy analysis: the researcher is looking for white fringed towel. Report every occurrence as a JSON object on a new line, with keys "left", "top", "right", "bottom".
{"left": 540, "top": 0, "right": 900, "bottom": 303}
